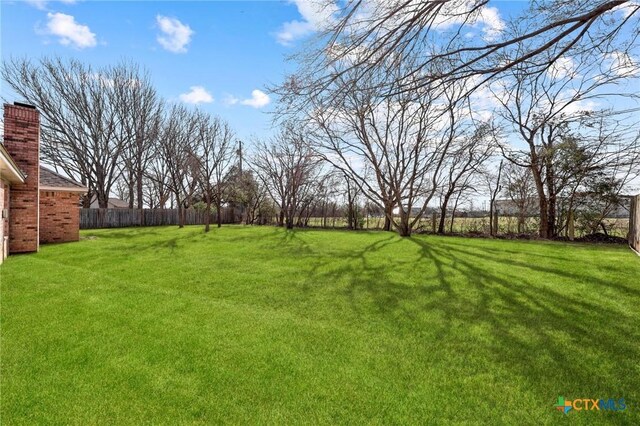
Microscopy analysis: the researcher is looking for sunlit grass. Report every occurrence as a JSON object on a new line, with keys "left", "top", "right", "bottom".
{"left": 1, "top": 226, "right": 638, "bottom": 424}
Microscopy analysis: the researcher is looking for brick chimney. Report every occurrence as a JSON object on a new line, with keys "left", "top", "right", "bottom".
{"left": 3, "top": 103, "right": 40, "bottom": 253}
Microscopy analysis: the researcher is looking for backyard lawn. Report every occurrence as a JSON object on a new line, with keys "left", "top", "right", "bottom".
{"left": 1, "top": 226, "right": 639, "bottom": 424}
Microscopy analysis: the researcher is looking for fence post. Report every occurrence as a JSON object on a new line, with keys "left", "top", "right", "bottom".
{"left": 431, "top": 212, "right": 437, "bottom": 233}
{"left": 630, "top": 195, "right": 640, "bottom": 254}
{"left": 568, "top": 210, "right": 575, "bottom": 241}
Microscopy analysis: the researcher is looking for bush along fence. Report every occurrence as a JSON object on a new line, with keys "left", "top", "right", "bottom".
{"left": 630, "top": 195, "right": 640, "bottom": 254}
{"left": 80, "top": 208, "right": 239, "bottom": 229}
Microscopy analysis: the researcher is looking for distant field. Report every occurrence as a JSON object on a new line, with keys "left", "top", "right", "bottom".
{"left": 2, "top": 226, "right": 638, "bottom": 424}
{"left": 306, "top": 216, "right": 630, "bottom": 237}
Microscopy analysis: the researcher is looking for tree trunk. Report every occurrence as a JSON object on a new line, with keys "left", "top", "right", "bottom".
{"left": 383, "top": 202, "right": 393, "bottom": 231}
{"left": 489, "top": 200, "right": 500, "bottom": 237}
{"left": 450, "top": 193, "right": 462, "bottom": 234}
{"left": 97, "top": 191, "right": 109, "bottom": 209}
{"left": 136, "top": 169, "right": 144, "bottom": 209}
{"left": 438, "top": 192, "right": 452, "bottom": 234}
{"left": 397, "top": 209, "right": 411, "bottom": 237}
{"left": 530, "top": 165, "right": 550, "bottom": 238}
{"left": 216, "top": 199, "right": 222, "bottom": 228}
{"left": 177, "top": 196, "right": 184, "bottom": 228}
{"left": 128, "top": 178, "right": 134, "bottom": 209}
{"left": 81, "top": 192, "right": 92, "bottom": 208}
{"left": 205, "top": 197, "right": 211, "bottom": 233}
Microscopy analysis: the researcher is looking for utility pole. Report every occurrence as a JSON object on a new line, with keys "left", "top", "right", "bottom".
{"left": 236, "top": 140, "right": 244, "bottom": 224}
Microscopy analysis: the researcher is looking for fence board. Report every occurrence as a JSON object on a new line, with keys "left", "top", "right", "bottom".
{"left": 80, "top": 208, "right": 238, "bottom": 229}
{"left": 630, "top": 195, "right": 640, "bottom": 253}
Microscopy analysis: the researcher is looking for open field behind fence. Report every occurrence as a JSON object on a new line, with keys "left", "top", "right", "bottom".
{"left": 305, "top": 216, "right": 630, "bottom": 237}
{"left": 81, "top": 209, "right": 631, "bottom": 238}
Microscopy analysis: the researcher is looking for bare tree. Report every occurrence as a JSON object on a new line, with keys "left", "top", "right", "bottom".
{"left": 492, "top": 44, "right": 639, "bottom": 238}
{"left": 285, "top": 0, "right": 638, "bottom": 100}
{"left": 1, "top": 57, "right": 140, "bottom": 207}
{"left": 437, "top": 121, "right": 495, "bottom": 233}
{"left": 114, "top": 63, "right": 163, "bottom": 209}
{"left": 251, "top": 125, "right": 323, "bottom": 230}
{"left": 300, "top": 61, "right": 471, "bottom": 237}
{"left": 156, "top": 105, "right": 199, "bottom": 228}
{"left": 194, "top": 113, "right": 235, "bottom": 231}
{"left": 501, "top": 162, "right": 537, "bottom": 233}
{"left": 145, "top": 150, "right": 173, "bottom": 209}
{"left": 486, "top": 160, "right": 504, "bottom": 237}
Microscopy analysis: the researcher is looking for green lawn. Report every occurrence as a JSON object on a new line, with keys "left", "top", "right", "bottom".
{"left": 1, "top": 226, "right": 639, "bottom": 424}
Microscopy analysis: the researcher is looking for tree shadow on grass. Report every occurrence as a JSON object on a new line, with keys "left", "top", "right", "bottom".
{"left": 289, "top": 233, "right": 640, "bottom": 407}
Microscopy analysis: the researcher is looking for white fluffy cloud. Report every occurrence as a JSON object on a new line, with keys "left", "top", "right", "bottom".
{"left": 606, "top": 51, "right": 639, "bottom": 77}
{"left": 222, "top": 94, "right": 240, "bottom": 106}
{"left": 179, "top": 86, "right": 213, "bottom": 104}
{"left": 426, "top": 1, "right": 504, "bottom": 41}
{"left": 44, "top": 12, "right": 96, "bottom": 48}
{"left": 156, "top": 15, "right": 193, "bottom": 53}
{"left": 613, "top": 1, "right": 640, "bottom": 18}
{"left": 478, "top": 6, "right": 504, "bottom": 41}
{"left": 26, "top": 0, "right": 76, "bottom": 10}
{"left": 240, "top": 90, "right": 270, "bottom": 108}
{"left": 276, "top": 0, "right": 337, "bottom": 46}
{"left": 546, "top": 56, "right": 577, "bottom": 79}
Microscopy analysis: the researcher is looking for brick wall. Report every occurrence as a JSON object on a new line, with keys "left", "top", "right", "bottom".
{"left": 3, "top": 104, "right": 40, "bottom": 253}
{"left": 39, "top": 191, "right": 81, "bottom": 244}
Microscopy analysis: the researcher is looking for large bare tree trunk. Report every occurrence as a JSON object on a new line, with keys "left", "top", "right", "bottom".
{"left": 531, "top": 165, "right": 550, "bottom": 238}
{"left": 438, "top": 192, "right": 452, "bottom": 234}
{"left": 383, "top": 202, "right": 393, "bottom": 231}
{"left": 397, "top": 209, "right": 411, "bottom": 237}
{"left": 136, "top": 168, "right": 144, "bottom": 210}
{"left": 205, "top": 196, "right": 211, "bottom": 233}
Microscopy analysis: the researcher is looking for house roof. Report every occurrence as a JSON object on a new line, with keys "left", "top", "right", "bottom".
{"left": 39, "top": 167, "right": 87, "bottom": 192}
{"left": 90, "top": 197, "right": 128, "bottom": 208}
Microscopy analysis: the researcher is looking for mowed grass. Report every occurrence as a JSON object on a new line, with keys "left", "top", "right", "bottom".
{"left": 1, "top": 226, "right": 639, "bottom": 424}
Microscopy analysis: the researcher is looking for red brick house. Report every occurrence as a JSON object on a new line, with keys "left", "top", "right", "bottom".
{"left": 0, "top": 102, "right": 86, "bottom": 263}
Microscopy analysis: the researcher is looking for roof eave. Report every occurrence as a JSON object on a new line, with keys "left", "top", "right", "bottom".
{"left": 0, "top": 145, "right": 26, "bottom": 184}
{"left": 39, "top": 185, "right": 88, "bottom": 193}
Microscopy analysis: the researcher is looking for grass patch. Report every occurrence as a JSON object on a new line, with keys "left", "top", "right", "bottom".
{"left": 1, "top": 226, "right": 639, "bottom": 424}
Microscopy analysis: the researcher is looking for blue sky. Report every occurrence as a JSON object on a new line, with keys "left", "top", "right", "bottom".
{"left": 0, "top": 0, "right": 532, "bottom": 142}
{"left": 0, "top": 0, "right": 317, "bottom": 142}
{"left": 1, "top": 0, "right": 634, "bottom": 145}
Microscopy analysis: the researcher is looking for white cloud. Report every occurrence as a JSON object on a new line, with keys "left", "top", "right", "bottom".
{"left": 44, "top": 12, "right": 96, "bottom": 49}
{"left": 179, "top": 86, "right": 213, "bottom": 104}
{"left": 26, "top": 0, "right": 76, "bottom": 10}
{"left": 546, "top": 56, "right": 577, "bottom": 79}
{"left": 478, "top": 7, "right": 504, "bottom": 41}
{"left": 430, "top": 1, "right": 504, "bottom": 41}
{"left": 222, "top": 94, "right": 240, "bottom": 106}
{"left": 605, "top": 51, "right": 639, "bottom": 77}
{"left": 275, "top": 0, "right": 338, "bottom": 46}
{"left": 240, "top": 90, "right": 270, "bottom": 108}
{"left": 156, "top": 15, "right": 193, "bottom": 53}
{"left": 613, "top": 1, "right": 640, "bottom": 18}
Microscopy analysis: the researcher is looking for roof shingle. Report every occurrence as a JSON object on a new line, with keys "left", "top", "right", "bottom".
{"left": 39, "top": 167, "right": 86, "bottom": 192}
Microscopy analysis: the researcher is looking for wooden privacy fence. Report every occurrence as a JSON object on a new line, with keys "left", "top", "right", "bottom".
{"left": 80, "top": 208, "right": 238, "bottom": 229}
{"left": 630, "top": 195, "right": 640, "bottom": 253}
